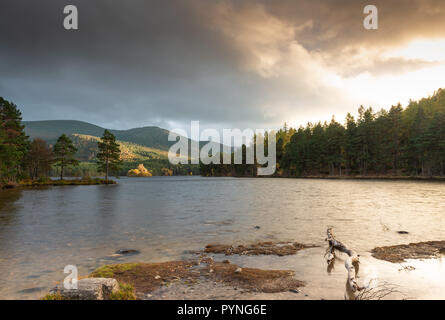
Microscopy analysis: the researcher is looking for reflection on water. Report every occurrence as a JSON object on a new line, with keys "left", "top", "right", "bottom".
{"left": 1, "top": 177, "right": 445, "bottom": 299}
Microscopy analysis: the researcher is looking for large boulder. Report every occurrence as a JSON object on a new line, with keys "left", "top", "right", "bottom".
{"left": 50, "top": 278, "right": 120, "bottom": 300}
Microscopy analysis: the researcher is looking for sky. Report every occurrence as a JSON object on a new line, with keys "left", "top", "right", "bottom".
{"left": 1, "top": 0, "right": 445, "bottom": 133}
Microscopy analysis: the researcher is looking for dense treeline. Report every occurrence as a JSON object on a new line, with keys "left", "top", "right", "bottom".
{"left": 199, "top": 144, "right": 258, "bottom": 177}
{"left": 5, "top": 88, "right": 445, "bottom": 183}
{"left": 202, "top": 88, "right": 445, "bottom": 177}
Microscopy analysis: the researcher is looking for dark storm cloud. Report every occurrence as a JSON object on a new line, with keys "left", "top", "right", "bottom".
{"left": 0, "top": 0, "right": 444, "bottom": 130}
{"left": 262, "top": 0, "right": 445, "bottom": 49}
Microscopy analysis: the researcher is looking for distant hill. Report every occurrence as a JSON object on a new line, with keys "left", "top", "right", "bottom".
{"left": 24, "top": 120, "right": 106, "bottom": 145}
{"left": 23, "top": 120, "right": 177, "bottom": 150}
{"left": 23, "top": 120, "right": 227, "bottom": 162}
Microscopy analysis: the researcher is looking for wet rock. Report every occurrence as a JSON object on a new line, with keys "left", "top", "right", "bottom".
{"left": 115, "top": 249, "right": 140, "bottom": 255}
{"left": 204, "top": 241, "right": 317, "bottom": 256}
{"left": 182, "top": 250, "right": 201, "bottom": 255}
{"left": 372, "top": 240, "right": 445, "bottom": 263}
{"left": 50, "top": 278, "right": 119, "bottom": 300}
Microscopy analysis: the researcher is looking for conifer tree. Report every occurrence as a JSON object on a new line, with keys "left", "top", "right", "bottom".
{"left": 0, "top": 97, "right": 30, "bottom": 182}
{"left": 54, "top": 134, "right": 79, "bottom": 180}
{"left": 97, "top": 130, "right": 122, "bottom": 183}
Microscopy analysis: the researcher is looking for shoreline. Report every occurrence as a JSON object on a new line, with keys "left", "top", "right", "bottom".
{"left": 207, "top": 175, "right": 445, "bottom": 182}
{"left": 1, "top": 178, "right": 116, "bottom": 190}
{"left": 284, "top": 175, "right": 445, "bottom": 181}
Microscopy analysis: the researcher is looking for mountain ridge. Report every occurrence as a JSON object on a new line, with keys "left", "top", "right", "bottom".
{"left": 23, "top": 120, "right": 174, "bottom": 150}
{"left": 23, "top": 120, "right": 228, "bottom": 159}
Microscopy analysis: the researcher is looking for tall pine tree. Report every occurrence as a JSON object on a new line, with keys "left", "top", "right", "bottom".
{"left": 97, "top": 130, "right": 122, "bottom": 183}
{"left": 0, "top": 97, "right": 30, "bottom": 182}
{"left": 53, "top": 134, "right": 79, "bottom": 180}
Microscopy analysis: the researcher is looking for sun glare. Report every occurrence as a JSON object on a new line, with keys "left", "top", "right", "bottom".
{"left": 385, "top": 38, "right": 445, "bottom": 62}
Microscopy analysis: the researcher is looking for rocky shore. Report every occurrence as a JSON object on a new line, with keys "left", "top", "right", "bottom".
{"left": 43, "top": 241, "right": 314, "bottom": 300}
{"left": 42, "top": 239, "right": 445, "bottom": 300}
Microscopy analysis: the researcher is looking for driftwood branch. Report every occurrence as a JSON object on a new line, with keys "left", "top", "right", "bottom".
{"left": 353, "top": 280, "right": 401, "bottom": 300}
{"left": 325, "top": 228, "right": 360, "bottom": 292}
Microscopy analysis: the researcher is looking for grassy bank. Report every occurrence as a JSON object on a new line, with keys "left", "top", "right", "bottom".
{"left": 20, "top": 178, "right": 116, "bottom": 187}
{"left": 1, "top": 178, "right": 116, "bottom": 189}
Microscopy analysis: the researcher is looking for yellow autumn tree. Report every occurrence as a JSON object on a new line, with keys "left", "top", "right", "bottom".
{"left": 127, "top": 164, "right": 152, "bottom": 177}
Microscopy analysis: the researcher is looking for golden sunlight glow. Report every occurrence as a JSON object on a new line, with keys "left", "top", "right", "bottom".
{"left": 331, "top": 39, "right": 445, "bottom": 122}
{"left": 384, "top": 38, "right": 445, "bottom": 62}
{"left": 346, "top": 63, "right": 445, "bottom": 108}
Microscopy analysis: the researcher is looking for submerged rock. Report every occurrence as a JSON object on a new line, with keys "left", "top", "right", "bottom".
{"left": 50, "top": 278, "right": 120, "bottom": 300}
{"left": 115, "top": 249, "right": 141, "bottom": 255}
{"left": 18, "top": 287, "right": 46, "bottom": 294}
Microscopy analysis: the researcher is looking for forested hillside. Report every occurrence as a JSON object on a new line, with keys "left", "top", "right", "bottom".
{"left": 24, "top": 120, "right": 225, "bottom": 152}
{"left": 70, "top": 134, "right": 169, "bottom": 162}
{"left": 23, "top": 120, "right": 177, "bottom": 150}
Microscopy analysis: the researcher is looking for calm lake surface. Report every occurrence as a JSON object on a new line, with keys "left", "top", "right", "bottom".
{"left": 1, "top": 177, "right": 445, "bottom": 299}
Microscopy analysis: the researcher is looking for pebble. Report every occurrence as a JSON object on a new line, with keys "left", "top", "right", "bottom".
{"left": 235, "top": 268, "right": 242, "bottom": 273}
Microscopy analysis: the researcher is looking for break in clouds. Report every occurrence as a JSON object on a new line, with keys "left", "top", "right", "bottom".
{"left": 1, "top": 0, "right": 445, "bottom": 131}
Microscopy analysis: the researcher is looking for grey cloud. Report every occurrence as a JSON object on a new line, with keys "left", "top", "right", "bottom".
{"left": 0, "top": 0, "right": 444, "bottom": 130}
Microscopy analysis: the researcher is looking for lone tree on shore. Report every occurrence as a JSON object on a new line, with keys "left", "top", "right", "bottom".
{"left": 54, "top": 134, "right": 79, "bottom": 180}
{"left": 97, "top": 130, "right": 122, "bottom": 183}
